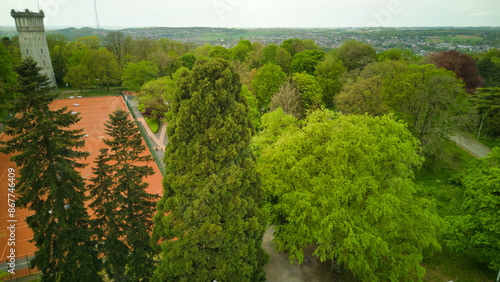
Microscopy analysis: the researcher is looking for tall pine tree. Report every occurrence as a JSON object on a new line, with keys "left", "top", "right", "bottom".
{"left": 153, "top": 58, "right": 269, "bottom": 281}
{"left": 0, "top": 58, "right": 101, "bottom": 281}
{"left": 88, "top": 109, "right": 158, "bottom": 281}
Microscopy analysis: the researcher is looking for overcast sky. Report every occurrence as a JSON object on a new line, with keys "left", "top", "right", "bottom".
{"left": 1, "top": 0, "right": 499, "bottom": 28}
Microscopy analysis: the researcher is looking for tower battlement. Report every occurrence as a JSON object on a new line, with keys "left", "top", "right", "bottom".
{"left": 11, "top": 9, "right": 57, "bottom": 88}
{"left": 11, "top": 9, "right": 46, "bottom": 32}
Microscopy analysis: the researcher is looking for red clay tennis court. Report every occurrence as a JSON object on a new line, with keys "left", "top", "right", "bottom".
{"left": 0, "top": 96, "right": 163, "bottom": 280}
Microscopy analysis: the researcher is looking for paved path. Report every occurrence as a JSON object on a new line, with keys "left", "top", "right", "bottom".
{"left": 450, "top": 132, "right": 492, "bottom": 158}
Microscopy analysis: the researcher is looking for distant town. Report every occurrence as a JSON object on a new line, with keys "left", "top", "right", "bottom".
{"left": 1, "top": 26, "right": 499, "bottom": 55}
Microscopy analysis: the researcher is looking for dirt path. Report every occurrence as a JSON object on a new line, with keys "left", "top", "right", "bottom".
{"left": 450, "top": 132, "right": 492, "bottom": 158}
{"left": 263, "top": 227, "right": 339, "bottom": 282}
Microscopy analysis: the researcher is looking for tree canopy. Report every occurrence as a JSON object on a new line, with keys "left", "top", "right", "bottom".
{"left": 256, "top": 109, "right": 442, "bottom": 281}
{"left": 252, "top": 63, "right": 287, "bottom": 111}
{"left": 0, "top": 58, "right": 101, "bottom": 281}
{"left": 447, "top": 147, "right": 500, "bottom": 271}
{"left": 153, "top": 57, "right": 268, "bottom": 281}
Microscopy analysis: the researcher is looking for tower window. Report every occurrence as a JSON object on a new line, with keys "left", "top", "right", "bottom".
{"left": 26, "top": 49, "right": 29, "bottom": 55}
{"left": 41, "top": 49, "right": 43, "bottom": 54}
{"left": 43, "top": 61, "right": 46, "bottom": 66}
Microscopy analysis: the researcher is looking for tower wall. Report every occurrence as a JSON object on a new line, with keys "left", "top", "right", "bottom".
{"left": 11, "top": 9, "right": 57, "bottom": 88}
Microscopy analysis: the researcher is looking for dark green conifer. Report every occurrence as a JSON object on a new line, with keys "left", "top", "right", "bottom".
{"left": 88, "top": 109, "right": 158, "bottom": 281}
{"left": 0, "top": 58, "right": 101, "bottom": 281}
{"left": 153, "top": 58, "right": 269, "bottom": 281}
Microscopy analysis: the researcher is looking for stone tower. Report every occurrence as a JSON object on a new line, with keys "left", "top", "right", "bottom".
{"left": 11, "top": 9, "right": 57, "bottom": 88}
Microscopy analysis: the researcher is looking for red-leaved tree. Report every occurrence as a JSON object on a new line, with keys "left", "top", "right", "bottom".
{"left": 428, "top": 50, "right": 483, "bottom": 94}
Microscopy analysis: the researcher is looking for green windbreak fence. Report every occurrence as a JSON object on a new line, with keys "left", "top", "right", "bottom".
{"left": 122, "top": 94, "right": 165, "bottom": 176}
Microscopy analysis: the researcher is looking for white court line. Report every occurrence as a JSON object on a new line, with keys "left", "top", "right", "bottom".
{"left": 0, "top": 168, "right": 7, "bottom": 182}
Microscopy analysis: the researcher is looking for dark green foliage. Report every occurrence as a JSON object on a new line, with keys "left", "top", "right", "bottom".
{"left": 180, "top": 53, "right": 196, "bottom": 70}
{"left": 0, "top": 43, "right": 16, "bottom": 113}
{"left": 89, "top": 109, "right": 159, "bottom": 281}
{"left": 337, "top": 39, "right": 376, "bottom": 71}
{"left": 470, "top": 87, "right": 500, "bottom": 139}
{"left": 289, "top": 50, "right": 325, "bottom": 75}
{"left": 153, "top": 57, "right": 269, "bottom": 281}
{"left": 260, "top": 44, "right": 278, "bottom": 65}
{"left": 0, "top": 58, "right": 101, "bottom": 281}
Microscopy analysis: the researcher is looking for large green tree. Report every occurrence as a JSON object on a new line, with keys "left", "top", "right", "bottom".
{"left": 447, "top": 147, "right": 500, "bottom": 271}
{"left": 153, "top": 57, "right": 269, "bottom": 281}
{"left": 122, "top": 60, "right": 159, "bottom": 91}
{"left": 0, "top": 58, "right": 101, "bottom": 281}
{"left": 81, "top": 48, "right": 121, "bottom": 90}
{"left": 256, "top": 109, "right": 442, "bottom": 281}
{"left": 314, "top": 54, "right": 346, "bottom": 109}
{"left": 89, "top": 109, "right": 158, "bottom": 281}
{"left": 252, "top": 63, "right": 287, "bottom": 111}
{"left": 289, "top": 50, "right": 325, "bottom": 75}
{"left": 337, "top": 39, "right": 376, "bottom": 71}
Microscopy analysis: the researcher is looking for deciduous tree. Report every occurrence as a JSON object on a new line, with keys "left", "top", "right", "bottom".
{"left": 269, "top": 81, "right": 303, "bottom": 119}
{"left": 428, "top": 50, "right": 483, "bottom": 94}
{"left": 447, "top": 147, "right": 500, "bottom": 271}
{"left": 257, "top": 109, "right": 442, "bottom": 281}
{"left": 121, "top": 60, "right": 159, "bottom": 91}
{"left": 252, "top": 63, "right": 287, "bottom": 111}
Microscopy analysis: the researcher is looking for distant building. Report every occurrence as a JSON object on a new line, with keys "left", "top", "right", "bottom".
{"left": 11, "top": 9, "right": 57, "bottom": 88}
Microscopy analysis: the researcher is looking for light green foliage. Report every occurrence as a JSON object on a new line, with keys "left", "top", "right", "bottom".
{"left": 252, "top": 63, "right": 287, "bottom": 110}
{"left": 81, "top": 48, "right": 121, "bottom": 90}
{"left": 209, "top": 45, "right": 230, "bottom": 59}
{"left": 314, "top": 54, "right": 346, "bottom": 109}
{"left": 137, "top": 75, "right": 176, "bottom": 121}
{"left": 0, "top": 58, "right": 101, "bottom": 281}
{"left": 122, "top": 60, "right": 159, "bottom": 91}
{"left": 446, "top": 147, "right": 500, "bottom": 271}
{"left": 241, "top": 85, "right": 261, "bottom": 131}
{"left": 231, "top": 42, "right": 251, "bottom": 62}
{"left": 289, "top": 50, "right": 326, "bottom": 75}
{"left": 153, "top": 58, "right": 268, "bottom": 281}
{"left": 291, "top": 72, "right": 323, "bottom": 111}
{"left": 194, "top": 43, "right": 213, "bottom": 58}
{"left": 337, "top": 39, "right": 376, "bottom": 71}
{"left": 180, "top": 53, "right": 196, "bottom": 70}
{"left": 252, "top": 107, "right": 298, "bottom": 156}
{"left": 276, "top": 47, "right": 292, "bottom": 73}
{"left": 64, "top": 64, "right": 90, "bottom": 91}
{"left": 256, "top": 109, "right": 442, "bottom": 281}
{"left": 89, "top": 109, "right": 158, "bottom": 281}
{"left": 377, "top": 48, "right": 416, "bottom": 62}
{"left": 145, "top": 116, "right": 159, "bottom": 133}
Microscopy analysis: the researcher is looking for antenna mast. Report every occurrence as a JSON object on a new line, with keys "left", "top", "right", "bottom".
{"left": 93, "top": 0, "right": 101, "bottom": 38}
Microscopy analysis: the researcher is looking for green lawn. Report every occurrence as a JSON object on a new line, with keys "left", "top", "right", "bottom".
{"left": 145, "top": 117, "right": 159, "bottom": 133}
{"left": 414, "top": 141, "right": 496, "bottom": 281}
{"left": 478, "top": 136, "right": 500, "bottom": 149}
